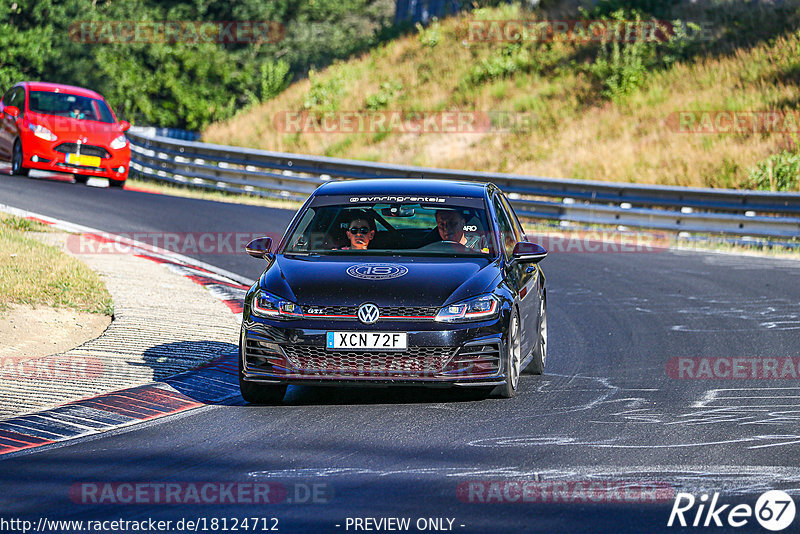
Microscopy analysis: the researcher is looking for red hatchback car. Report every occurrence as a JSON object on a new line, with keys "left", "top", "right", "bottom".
{"left": 0, "top": 81, "right": 131, "bottom": 187}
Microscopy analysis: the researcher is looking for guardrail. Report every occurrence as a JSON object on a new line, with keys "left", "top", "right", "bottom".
{"left": 127, "top": 129, "right": 800, "bottom": 238}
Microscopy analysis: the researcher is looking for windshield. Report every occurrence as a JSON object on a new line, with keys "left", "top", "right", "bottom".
{"left": 28, "top": 91, "right": 115, "bottom": 123}
{"left": 283, "top": 196, "right": 497, "bottom": 257}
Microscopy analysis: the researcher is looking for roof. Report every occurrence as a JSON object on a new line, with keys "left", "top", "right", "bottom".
{"left": 315, "top": 178, "right": 490, "bottom": 198}
{"left": 22, "top": 82, "right": 104, "bottom": 100}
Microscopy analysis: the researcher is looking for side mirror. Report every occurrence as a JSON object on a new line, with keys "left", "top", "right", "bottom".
{"left": 118, "top": 120, "right": 131, "bottom": 132}
{"left": 4, "top": 106, "right": 19, "bottom": 118}
{"left": 512, "top": 241, "right": 547, "bottom": 264}
{"left": 246, "top": 237, "right": 274, "bottom": 261}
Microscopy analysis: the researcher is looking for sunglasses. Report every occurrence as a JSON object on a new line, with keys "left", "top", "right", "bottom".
{"left": 348, "top": 226, "right": 371, "bottom": 235}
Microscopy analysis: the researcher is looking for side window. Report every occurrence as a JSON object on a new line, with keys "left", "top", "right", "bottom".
{"left": 3, "top": 88, "right": 16, "bottom": 108}
{"left": 13, "top": 87, "right": 25, "bottom": 117}
{"left": 500, "top": 194, "right": 525, "bottom": 241}
{"left": 493, "top": 196, "right": 517, "bottom": 258}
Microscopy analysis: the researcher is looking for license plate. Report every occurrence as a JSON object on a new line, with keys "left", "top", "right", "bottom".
{"left": 66, "top": 153, "right": 101, "bottom": 167}
{"left": 326, "top": 332, "right": 407, "bottom": 350}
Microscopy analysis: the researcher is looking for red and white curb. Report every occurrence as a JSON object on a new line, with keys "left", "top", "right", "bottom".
{"left": 0, "top": 204, "right": 257, "bottom": 456}
{"left": 0, "top": 354, "right": 243, "bottom": 456}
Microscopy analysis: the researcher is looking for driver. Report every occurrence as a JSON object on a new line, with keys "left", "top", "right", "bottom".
{"left": 341, "top": 212, "right": 375, "bottom": 250}
{"left": 435, "top": 209, "right": 485, "bottom": 250}
{"left": 435, "top": 209, "right": 468, "bottom": 245}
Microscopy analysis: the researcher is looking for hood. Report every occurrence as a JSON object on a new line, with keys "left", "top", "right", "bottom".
{"left": 261, "top": 255, "right": 501, "bottom": 307}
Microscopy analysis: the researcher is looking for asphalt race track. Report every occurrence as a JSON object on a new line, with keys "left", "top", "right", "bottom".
{"left": 2, "top": 174, "right": 800, "bottom": 533}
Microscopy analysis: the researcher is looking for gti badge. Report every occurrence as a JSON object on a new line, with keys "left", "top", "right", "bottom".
{"left": 346, "top": 264, "right": 408, "bottom": 280}
{"left": 357, "top": 303, "right": 380, "bottom": 325}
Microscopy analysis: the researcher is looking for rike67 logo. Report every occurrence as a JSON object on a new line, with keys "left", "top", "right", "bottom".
{"left": 668, "top": 490, "right": 796, "bottom": 531}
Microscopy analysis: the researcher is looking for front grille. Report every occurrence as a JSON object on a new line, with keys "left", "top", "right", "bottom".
{"left": 54, "top": 143, "right": 111, "bottom": 159}
{"left": 442, "top": 342, "right": 501, "bottom": 376}
{"left": 304, "top": 305, "right": 356, "bottom": 317}
{"left": 383, "top": 306, "right": 438, "bottom": 317}
{"left": 282, "top": 345, "right": 455, "bottom": 376}
{"left": 303, "top": 305, "right": 438, "bottom": 319}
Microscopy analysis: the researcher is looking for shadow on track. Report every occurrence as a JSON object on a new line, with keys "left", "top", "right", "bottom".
{"left": 143, "top": 340, "right": 538, "bottom": 407}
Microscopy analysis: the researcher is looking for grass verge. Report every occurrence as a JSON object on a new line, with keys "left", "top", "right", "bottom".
{"left": 0, "top": 214, "right": 114, "bottom": 315}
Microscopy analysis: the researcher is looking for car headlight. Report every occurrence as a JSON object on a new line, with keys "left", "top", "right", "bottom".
{"left": 435, "top": 294, "right": 499, "bottom": 322}
{"left": 110, "top": 135, "right": 128, "bottom": 150}
{"left": 251, "top": 289, "right": 303, "bottom": 319}
{"left": 29, "top": 123, "right": 57, "bottom": 141}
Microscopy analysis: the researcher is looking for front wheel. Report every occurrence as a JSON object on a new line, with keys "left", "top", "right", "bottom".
{"left": 495, "top": 308, "right": 521, "bottom": 398}
{"left": 526, "top": 295, "right": 547, "bottom": 375}
{"left": 11, "top": 140, "right": 29, "bottom": 177}
{"left": 238, "top": 346, "right": 287, "bottom": 404}
{"left": 109, "top": 179, "right": 126, "bottom": 188}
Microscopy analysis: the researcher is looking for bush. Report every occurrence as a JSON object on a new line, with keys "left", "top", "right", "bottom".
{"left": 416, "top": 18, "right": 441, "bottom": 48}
{"left": 303, "top": 70, "right": 344, "bottom": 112}
{"left": 587, "top": 10, "right": 658, "bottom": 101}
{"left": 464, "top": 44, "right": 536, "bottom": 87}
{"left": 748, "top": 151, "right": 800, "bottom": 191}
{"left": 365, "top": 81, "right": 402, "bottom": 110}
{"left": 258, "top": 60, "right": 292, "bottom": 102}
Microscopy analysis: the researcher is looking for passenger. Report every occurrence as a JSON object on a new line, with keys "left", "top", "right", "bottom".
{"left": 341, "top": 214, "right": 375, "bottom": 250}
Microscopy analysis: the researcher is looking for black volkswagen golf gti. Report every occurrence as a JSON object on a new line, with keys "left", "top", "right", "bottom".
{"left": 239, "top": 179, "right": 547, "bottom": 403}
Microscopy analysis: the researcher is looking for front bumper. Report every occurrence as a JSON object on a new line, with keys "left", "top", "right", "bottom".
{"left": 21, "top": 134, "right": 130, "bottom": 181}
{"left": 240, "top": 316, "right": 508, "bottom": 388}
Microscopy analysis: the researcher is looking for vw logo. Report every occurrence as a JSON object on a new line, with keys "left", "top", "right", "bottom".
{"left": 347, "top": 264, "right": 408, "bottom": 280}
{"left": 357, "top": 303, "right": 380, "bottom": 325}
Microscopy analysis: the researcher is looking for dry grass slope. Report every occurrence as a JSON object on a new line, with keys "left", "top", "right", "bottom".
{"left": 204, "top": 2, "right": 800, "bottom": 190}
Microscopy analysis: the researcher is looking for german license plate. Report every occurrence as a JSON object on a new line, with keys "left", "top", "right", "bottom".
{"left": 326, "top": 332, "right": 407, "bottom": 350}
{"left": 66, "top": 153, "right": 101, "bottom": 167}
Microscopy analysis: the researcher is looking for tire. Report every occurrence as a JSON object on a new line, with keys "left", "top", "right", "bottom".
{"left": 74, "top": 175, "right": 89, "bottom": 184}
{"left": 11, "top": 140, "right": 29, "bottom": 177}
{"left": 238, "top": 343, "right": 287, "bottom": 404}
{"left": 495, "top": 308, "right": 522, "bottom": 398}
{"left": 527, "top": 294, "right": 547, "bottom": 375}
{"left": 109, "top": 179, "right": 126, "bottom": 188}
